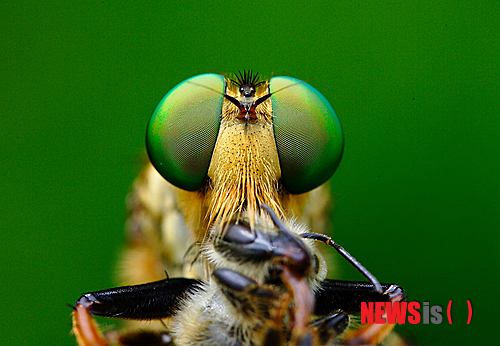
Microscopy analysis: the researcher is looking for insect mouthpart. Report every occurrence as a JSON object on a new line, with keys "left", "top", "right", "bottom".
{"left": 269, "top": 231, "right": 312, "bottom": 278}
{"left": 262, "top": 203, "right": 313, "bottom": 277}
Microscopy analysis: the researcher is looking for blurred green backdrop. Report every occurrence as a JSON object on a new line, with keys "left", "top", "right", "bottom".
{"left": 1, "top": 0, "right": 498, "bottom": 345}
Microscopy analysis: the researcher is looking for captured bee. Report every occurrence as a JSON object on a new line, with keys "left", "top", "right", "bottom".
{"left": 73, "top": 205, "right": 405, "bottom": 346}
{"left": 72, "top": 71, "right": 405, "bottom": 345}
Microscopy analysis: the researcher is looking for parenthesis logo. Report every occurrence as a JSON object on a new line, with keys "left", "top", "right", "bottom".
{"left": 467, "top": 300, "right": 472, "bottom": 324}
{"left": 447, "top": 300, "right": 453, "bottom": 324}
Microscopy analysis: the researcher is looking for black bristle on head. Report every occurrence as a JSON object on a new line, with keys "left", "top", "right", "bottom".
{"left": 231, "top": 70, "right": 265, "bottom": 88}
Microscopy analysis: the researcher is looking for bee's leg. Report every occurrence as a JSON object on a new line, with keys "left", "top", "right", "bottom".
{"left": 315, "top": 280, "right": 406, "bottom": 345}
{"left": 210, "top": 269, "right": 282, "bottom": 346}
{"left": 262, "top": 312, "right": 349, "bottom": 346}
{"left": 213, "top": 268, "right": 278, "bottom": 299}
{"left": 309, "top": 312, "right": 349, "bottom": 345}
{"left": 214, "top": 269, "right": 295, "bottom": 346}
{"left": 214, "top": 267, "right": 323, "bottom": 346}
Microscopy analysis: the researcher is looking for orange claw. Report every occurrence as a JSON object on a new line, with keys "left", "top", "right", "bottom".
{"left": 72, "top": 299, "right": 110, "bottom": 346}
{"left": 343, "top": 288, "right": 406, "bottom": 345}
{"left": 343, "top": 321, "right": 396, "bottom": 345}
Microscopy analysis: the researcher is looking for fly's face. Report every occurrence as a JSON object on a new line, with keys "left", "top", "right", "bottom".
{"left": 146, "top": 70, "right": 344, "bottom": 237}
{"left": 205, "top": 73, "right": 281, "bottom": 233}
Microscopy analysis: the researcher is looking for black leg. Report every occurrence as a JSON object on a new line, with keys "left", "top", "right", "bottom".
{"left": 75, "top": 278, "right": 203, "bottom": 319}
{"left": 315, "top": 279, "right": 406, "bottom": 315}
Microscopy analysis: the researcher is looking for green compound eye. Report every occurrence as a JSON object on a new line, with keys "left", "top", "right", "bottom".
{"left": 146, "top": 74, "right": 225, "bottom": 191}
{"left": 270, "top": 76, "right": 344, "bottom": 194}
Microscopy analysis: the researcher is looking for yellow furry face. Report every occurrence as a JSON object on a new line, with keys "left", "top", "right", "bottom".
{"left": 206, "top": 79, "right": 284, "bottom": 235}
{"left": 146, "top": 71, "right": 343, "bottom": 240}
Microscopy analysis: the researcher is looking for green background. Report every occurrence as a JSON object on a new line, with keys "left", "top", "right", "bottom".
{"left": 1, "top": 1, "right": 498, "bottom": 345}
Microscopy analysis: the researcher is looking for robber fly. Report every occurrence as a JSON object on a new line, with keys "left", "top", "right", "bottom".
{"left": 72, "top": 71, "right": 405, "bottom": 345}
{"left": 115, "top": 70, "right": 342, "bottom": 292}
